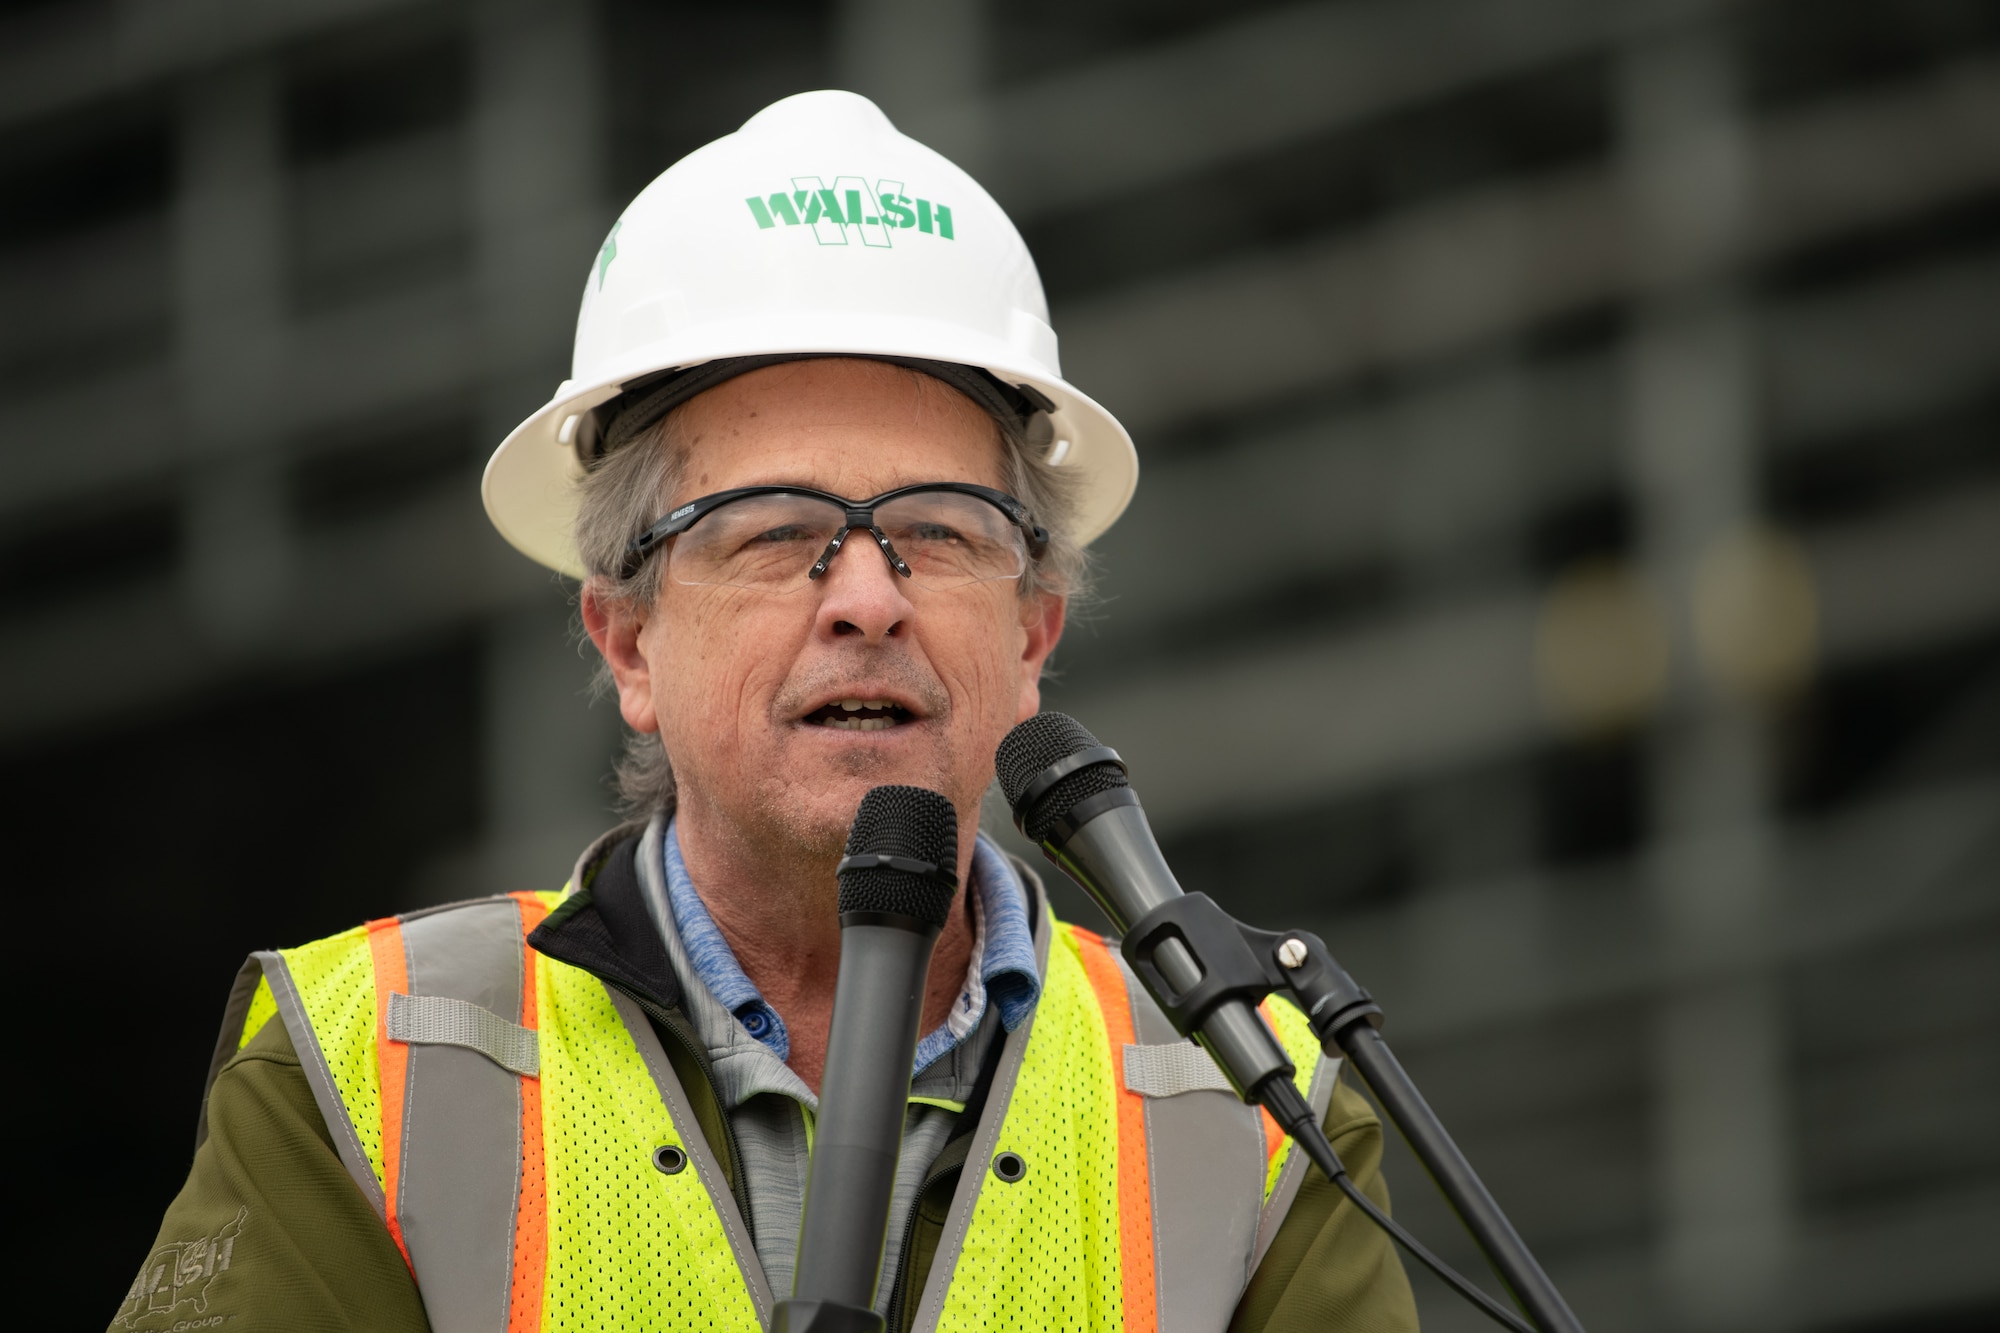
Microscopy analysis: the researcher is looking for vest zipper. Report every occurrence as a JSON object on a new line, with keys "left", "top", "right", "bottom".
{"left": 883, "top": 1030, "right": 1007, "bottom": 1332}
{"left": 883, "top": 1147, "right": 965, "bottom": 1333}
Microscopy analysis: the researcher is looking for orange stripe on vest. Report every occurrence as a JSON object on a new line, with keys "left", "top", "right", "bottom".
{"left": 1070, "top": 928, "right": 1158, "bottom": 1333}
{"left": 365, "top": 916, "right": 414, "bottom": 1269}
{"left": 508, "top": 893, "right": 551, "bottom": 1333}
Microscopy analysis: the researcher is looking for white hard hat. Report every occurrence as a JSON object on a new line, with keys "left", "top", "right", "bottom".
{"left": 481, "top": 89, "right": 1139, "bottom": 579}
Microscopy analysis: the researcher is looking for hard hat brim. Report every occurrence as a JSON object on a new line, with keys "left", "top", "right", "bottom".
{"left": 482, "top": 317, "right": 1138, "bottom": 582}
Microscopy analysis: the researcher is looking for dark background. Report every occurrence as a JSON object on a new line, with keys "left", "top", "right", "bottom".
{"left": 5, "top": 0, "right": 1995, "bottom": 1328}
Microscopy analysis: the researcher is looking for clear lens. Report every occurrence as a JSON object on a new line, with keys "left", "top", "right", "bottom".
{"left": 668, "top": 493, "right": 844, "bottom": 591}
{"left": 665, "top": 489, "right": 1027, "bottom": 592}
{"left": 873, "top": 491, "right": 1027, "bottom": 588}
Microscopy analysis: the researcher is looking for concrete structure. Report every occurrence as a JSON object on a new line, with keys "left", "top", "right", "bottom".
{"left": 3, "top": 0, "right": 1992, "bottom": 1326}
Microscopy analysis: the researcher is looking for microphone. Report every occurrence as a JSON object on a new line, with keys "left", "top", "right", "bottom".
{"left": 994, "top": 714, "right": 1301, "bottom": 1118}
{"left": 780, "top": 785, "right": 959, "bottom": 1333}
{"left": 997, "top": 715, "right": 1583, "bottom": 1333}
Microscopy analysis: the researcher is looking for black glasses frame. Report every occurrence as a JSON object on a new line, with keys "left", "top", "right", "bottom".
{"left": 619, "top": 481, "right": 1051, "bottom": 583}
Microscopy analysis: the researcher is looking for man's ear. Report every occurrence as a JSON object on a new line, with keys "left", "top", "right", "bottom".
{"left": 1014, "top": 591, "right": 1067, "bottom": 722}
{"left": 582, "top": 583, "right": 660, "bottom": 734}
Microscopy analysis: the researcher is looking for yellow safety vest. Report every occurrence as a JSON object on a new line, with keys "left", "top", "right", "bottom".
{"left": 217, "top": 887, "right": 1330, "bottom": 1332}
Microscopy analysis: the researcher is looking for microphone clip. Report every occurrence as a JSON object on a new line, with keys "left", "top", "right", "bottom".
{"left": 1122, "top": 894, "right": 1383, "bottom": 1045}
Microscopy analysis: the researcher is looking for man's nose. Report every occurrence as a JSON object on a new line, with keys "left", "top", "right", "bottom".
{"left": 812, "top": 530, "right": 915, "bottom": 641}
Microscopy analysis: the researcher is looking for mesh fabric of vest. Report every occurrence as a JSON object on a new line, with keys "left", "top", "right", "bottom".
{"left": 282, "top": 924, "right": 389, "bottom": 1181}
{"left": 263, "top": 906, "right": 1327, "bottom": 1331}
{"left": 931, "top": 922, "right": 1127, "bottom": 1328}
{"left": 537, "top": 949, "right": 761, "bottom": 1329}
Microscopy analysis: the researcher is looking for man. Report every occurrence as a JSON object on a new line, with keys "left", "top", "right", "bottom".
{"left": 117, "top": 91, "right": 1417, "bottom": 1332}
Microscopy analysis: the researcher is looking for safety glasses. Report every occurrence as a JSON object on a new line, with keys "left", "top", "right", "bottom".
{"left": 620, "top": 482, "right": 1050, "bottom": 592}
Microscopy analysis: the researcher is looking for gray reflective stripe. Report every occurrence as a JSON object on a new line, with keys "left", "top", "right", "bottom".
{"left": 388, "top": 992, "right": 540, "bottom": 1076}
{"left": 604, "top": 985, "right": 776, "bottom": 1325}
{"left": 255, "top": 950, "right": 390, "bottom": 1221}
{"left": 395, "top": 898, "right": 530, "bottom": 1333}
{"left": 907, "top": 875, "right": 1054, "bottom": 1333}
{"left": 1249, "top": 1053, "right": 1340, "bottom": 1275}
{"left": 1119, "top": 957, "right": 1267, "bottom": 1333}
{"left": 1124, "top": 1040, "right": 1235, "bottom": 1097}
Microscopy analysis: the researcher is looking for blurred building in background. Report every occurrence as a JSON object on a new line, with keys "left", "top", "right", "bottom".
{"left": 5, "top": 0, "right": 1993, "bottom": 1327}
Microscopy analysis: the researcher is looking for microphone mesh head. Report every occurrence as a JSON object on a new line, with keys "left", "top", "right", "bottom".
{"left": 838, "top": 785, "right": 958, "bottom": 926}
{"left": 995, "top": 712, "right": 1132, "bottom": 845}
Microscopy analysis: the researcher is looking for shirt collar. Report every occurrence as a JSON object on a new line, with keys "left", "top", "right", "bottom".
{"left": 631, "top": 816, "right": 812, "bottom": 1113}
{"left": 656, "top": 815, "right": 1042, "bottom": 1078}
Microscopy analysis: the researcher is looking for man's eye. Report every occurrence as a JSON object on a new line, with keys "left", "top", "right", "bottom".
{"left": 906, "top": 522, "right": 965, "bottom": 544}
{"left": 746, "top": 525, "right": 817, "bottom": 545}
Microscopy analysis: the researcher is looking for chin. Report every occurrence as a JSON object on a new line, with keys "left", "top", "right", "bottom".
{"left": 820, "top": 765, "right": 949, "bottom": 813}
{"left": 807, "top": 755, "right": 972, "bottom": 829}
{"left": 722, "top": 724, "right": 983, "bottom": 847}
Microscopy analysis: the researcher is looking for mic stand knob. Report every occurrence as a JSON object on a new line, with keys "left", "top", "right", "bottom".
{"left": 1119, "top": 893, "right": 1385, "bottom": 1071}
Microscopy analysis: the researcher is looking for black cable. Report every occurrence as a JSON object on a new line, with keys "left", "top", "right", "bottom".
{"left": 1262, "top": 1082, "right": 1537, "bottom": 1333}
{"left": 1326, "top": 1156, "right": 1534, "bottom": 1333}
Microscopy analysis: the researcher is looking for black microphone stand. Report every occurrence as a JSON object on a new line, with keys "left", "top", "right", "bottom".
{"left": 1119, "top": 893, "right": 1586, "bottom": 1333}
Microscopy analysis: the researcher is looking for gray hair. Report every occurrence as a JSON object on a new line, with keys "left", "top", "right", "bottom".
{"left": 575, "top": 365, "right": 1092, "bottom": 819}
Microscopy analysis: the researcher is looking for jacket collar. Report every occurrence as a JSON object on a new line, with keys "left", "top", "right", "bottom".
{"left": 528, "top": 821, "right": 683, "bottom": 1012}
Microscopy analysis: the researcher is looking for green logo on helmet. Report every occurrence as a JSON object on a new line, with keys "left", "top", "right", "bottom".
{"left": 596, "top": 220, "right": 621, "bottom": 288}
{"left": 744, "top": 176, "right": 954, "bottom": 247}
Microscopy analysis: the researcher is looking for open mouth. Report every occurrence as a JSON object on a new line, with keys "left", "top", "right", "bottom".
{"left": 804, "top": 698, "right": 916, "bottom": 732}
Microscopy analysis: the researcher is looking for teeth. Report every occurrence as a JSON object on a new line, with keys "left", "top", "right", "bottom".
{"left": 818, "top": 699, "right": 902, "bottom": 730}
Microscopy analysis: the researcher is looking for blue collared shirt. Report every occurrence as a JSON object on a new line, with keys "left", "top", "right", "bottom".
{"left": 662, "top": 819, "right": 1041, "bottom": 1073}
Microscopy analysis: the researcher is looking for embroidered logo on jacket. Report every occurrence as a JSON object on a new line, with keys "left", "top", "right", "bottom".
{"left": 114, "top": 1207, "right": 246, "bottom": 1330}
